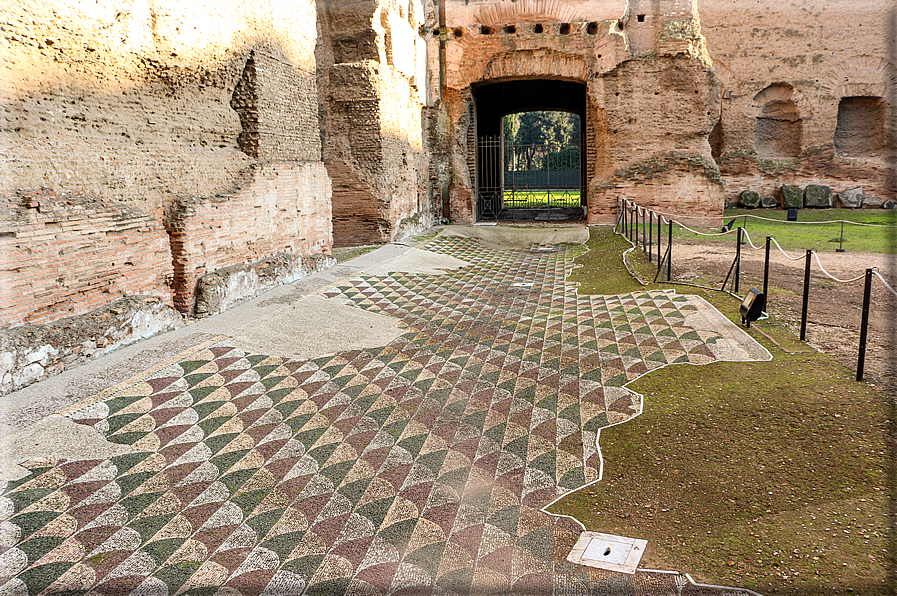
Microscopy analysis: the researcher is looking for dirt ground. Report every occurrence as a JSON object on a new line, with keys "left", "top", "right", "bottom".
{"left": 667, "top": 240, "right": 897, "bottom": 395}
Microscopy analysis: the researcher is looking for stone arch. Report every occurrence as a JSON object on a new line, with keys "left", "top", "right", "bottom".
{"left": 481, "top": 49, "right": 591, "bottom": 84}
{"left": 475, "top": 0, "right": 585, "bottom": 25}
{"left": 821, "top": 55, "right": 897, "bottom": 100}
{"left": 752, "top": 83, "right": 803, "bottom": 158}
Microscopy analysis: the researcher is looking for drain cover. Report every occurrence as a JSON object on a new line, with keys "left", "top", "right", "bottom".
{"left": 567, "top": 532, "right": 647, "bottom": 574}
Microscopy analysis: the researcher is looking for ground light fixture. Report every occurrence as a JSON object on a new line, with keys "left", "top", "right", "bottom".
{"left": 740, "top": 288, "right": 765, "bottom": 327}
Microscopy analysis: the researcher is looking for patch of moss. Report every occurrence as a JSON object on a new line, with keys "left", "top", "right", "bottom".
{"left": 551, "top": 227, "right": 890, "bottom": 594}
{"left": 613, "top": 152, "right": 723, "bottom": 188}
{"left": 658, "top": 18, "right": 701, "bottom": 42}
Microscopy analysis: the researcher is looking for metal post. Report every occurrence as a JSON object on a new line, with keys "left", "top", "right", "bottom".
{"left": 734, "top": 227, "right": 743, "bottom": 294}
{"left": 642, "top": 208, "right": 647, "bottom": 255}
{"left": 837, "top": 220, "right": 846, "bottom": 252}
{"left": 657, "top": 215, "right": 662, "bottom": 271}
{"left": 763, "top": 236, "right": 771, "bottom": 309}
{"left": 857, "top": 268, "right": 873, "bottom": 381}
{"left": 667, "top": 220, "right": 673, "bottom": 282}
{"left": 648, "top": 211, "right": 653, "bottom": 262}
{"left": 800, "top": 249, "right": 812, "bottom": 341}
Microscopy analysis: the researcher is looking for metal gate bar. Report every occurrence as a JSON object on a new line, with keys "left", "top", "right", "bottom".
{"left": 477, "top": 136, "right": 584, "bottom": 222}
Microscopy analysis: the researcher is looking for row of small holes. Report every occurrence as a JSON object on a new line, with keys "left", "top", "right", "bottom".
{"left": 460, "top": 22, "right": 601, "bottom": 37}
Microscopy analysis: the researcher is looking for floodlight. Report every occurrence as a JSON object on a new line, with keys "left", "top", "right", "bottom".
{"left": 787, "top": 209, "right": 798, "bottom": 221}
{"left": 740, "top": 289, "right": 765, "bottom": 327}
{"left": 721, "top": 218, "right": 736, "bottom": 232}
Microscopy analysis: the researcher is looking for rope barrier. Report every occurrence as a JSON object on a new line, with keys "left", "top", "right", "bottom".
{"left": 873, "top": 271, "right": 897, "bottom": 298}
{"left": 625, "top": 198, "right": 894, "bottom": 292}
{"left": 809, "top": 252, "right": 867, "bottom": 284}
{"left": 644, "top": 207, "right": 897, "bottom": 228}
{"left": 673, "top": 220, "right": 736, "bottom": 237}
{"left": 769, "top": 237, "right": 805, "bottom": 261}
{"left": 739, "top": 228, "right": 765, "bottom": 250}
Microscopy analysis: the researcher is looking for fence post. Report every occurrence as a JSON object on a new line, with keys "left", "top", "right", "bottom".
{"left": 615, "top": 198, "right": 620, "bottom": 232}
{"left": 800, "top": 249, "right": 812, "bottom": 341}
{"left": 622, "top": 199, "right": 627, "bottom": 236}
{"left": 648, "top": 211, "right": 653, "bottom": 263}
{"left": 734, "top": 227, "right": 743, "bottom": 294}
{"left": 856, "top": 268, "right": 873, "bottom": 382}
{"left": 763, "top": 236, "right": 771, "bottom": 310}
{"left": 657, "top": 215, "right": 662, "bottom": 272}
{"left": 667, "top": 220, "right": 673, "bottom": 282}
{"left": 639, "top": 208, "right": 644, "bottom": 254}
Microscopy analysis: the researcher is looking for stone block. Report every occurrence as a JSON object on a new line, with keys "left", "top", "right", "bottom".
{"left": 804, "top": 185, "right": 833, "bottom": 208}
{"left": 739, "top": 190, "right": 761, "bottom": 208}
{"left": 781, "top": 185, "right": 803, "bottom": 209}
{"left": 884, "top": 200, "right": 896, "bottom": 210}
{"left": 863, "top": 196, "right": 884, "bottom": 208}
{"left": 761, "top": 196, "right": 778, "bottom": 208}
{"left": 838, "top": 187, "right": 863, "bottom": 209}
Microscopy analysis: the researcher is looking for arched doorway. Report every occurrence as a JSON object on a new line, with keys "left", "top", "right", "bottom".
{"left": 472, "top": 79, "right": 587, "bottom": 222}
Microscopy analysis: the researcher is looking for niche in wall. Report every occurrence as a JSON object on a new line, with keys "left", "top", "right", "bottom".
{"left": 753, "top": 84, "right": 802, "bottom": 158}
{"left": 834, "top": 96, "right": 886, "bottom": 157}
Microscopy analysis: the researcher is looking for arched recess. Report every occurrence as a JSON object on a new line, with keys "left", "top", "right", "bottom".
{"left": 471, "top": 79, "right": 588, "bottom": 221}
{"left": 753, "top": 83, "right": 802, "bottom": 158}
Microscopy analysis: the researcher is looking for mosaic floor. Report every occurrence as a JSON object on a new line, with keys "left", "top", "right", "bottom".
{"left": 0, "top": 236, "right": 767, "bottom": 595}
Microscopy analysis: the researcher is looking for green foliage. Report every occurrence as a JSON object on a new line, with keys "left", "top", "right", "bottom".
{"left": 502, "top": 111, "right": 581, "bottom": 171}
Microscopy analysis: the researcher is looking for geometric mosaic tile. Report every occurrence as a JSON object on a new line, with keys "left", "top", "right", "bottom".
{"left": 0, "top": 235, "right": 765, "bottom": 595}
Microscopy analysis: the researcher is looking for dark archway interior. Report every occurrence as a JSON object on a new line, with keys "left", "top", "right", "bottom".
{"left": 474, "top": 79, "right": 587, "bottom": 136}
{"left": 473, "top": 80, "right": 588, "bottom": 220}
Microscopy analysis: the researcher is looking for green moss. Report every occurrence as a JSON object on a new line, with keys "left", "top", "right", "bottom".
{"left": 551, "top": 227, "right": 890, "bottom": 594}
{"left": 658, "top": 18, "right": 701, "bottom": 42}
{"left": 719, "top": 150, "right": 803, "bottom": 174}
{"left": 755, "top": 157, "right": 802, "bottom": 174}
{"left": 612, "top": 152, "right": 723, "bottom": 188}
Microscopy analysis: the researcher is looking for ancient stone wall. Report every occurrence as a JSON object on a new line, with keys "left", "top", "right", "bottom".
{"left": 699, "top": 0, "right": 895, "bottom": 204}
{"left": 2, "top": 0, "right": 333, "bottom": 388}
{"left": 2, "top": 0, "right": 331, "bottom": 324}
{"left": 316, "top": 0, "right": 437, "bottom": 247}
{"left": 437, "top": 0, "right": 724, "bottom": 224}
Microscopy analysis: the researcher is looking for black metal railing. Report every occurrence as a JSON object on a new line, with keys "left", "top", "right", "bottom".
{"left": 477, "top": 136, "right": 584, "bottom": 221}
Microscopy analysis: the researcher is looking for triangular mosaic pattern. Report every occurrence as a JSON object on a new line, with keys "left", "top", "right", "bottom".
{"left": 0, "top": 236, "right": 763, "bottom": 595}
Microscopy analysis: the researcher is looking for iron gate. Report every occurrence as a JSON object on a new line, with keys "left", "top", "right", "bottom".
{"left": 476, "top": 135, "right": 585, "bottom": 221}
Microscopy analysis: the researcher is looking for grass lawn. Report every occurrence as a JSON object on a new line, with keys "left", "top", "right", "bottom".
{"left": 665, "top": 208, "right": 897, "bottom": 254}
{"left": 503, "top": 190, "right": 582, "bottom": 208}
{"left": 549, "top": 227, "right": 892, "bottom": 594}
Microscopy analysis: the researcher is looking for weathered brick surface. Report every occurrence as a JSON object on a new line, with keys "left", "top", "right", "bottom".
{"left": 316, "top": 0, "right": 436, "bottom": 247}
{"left": 1, "top": 193, "right": 174, "bottom": 328}
{"left": 440, "top": 0, "right": 721, "bottom": 224}
{"left": 166, "top": 162, "right": 333, "bottom": 314}
{"left": 2, "top": 0, "right": 333, "bottom": 335}
{"left": 700, "top": 0, "right": 893, "bottom": 201}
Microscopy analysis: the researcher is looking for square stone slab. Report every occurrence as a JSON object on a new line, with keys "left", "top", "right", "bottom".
{"left": 567, "top": 531, "right": 648, "bottom": 574}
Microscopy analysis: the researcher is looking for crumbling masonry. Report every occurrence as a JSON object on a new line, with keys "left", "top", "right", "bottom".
{"left": 2, "top": 0, "right": 893, "bottom": 392}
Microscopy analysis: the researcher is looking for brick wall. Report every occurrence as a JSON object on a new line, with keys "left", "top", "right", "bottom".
{"left": 694, "top": 0, "right": 894, "bottom": 202}
{"left": 1, "top": 192, "right": 174, "bottom": 329}
{"left": 167, "top": 162, "right": 332, "bottom": 314}
{"left": 439, "top": 0, "right": 720, "bottom": 223}
{"left": 316, "top": 0, "right": 436, "bottom": 247}
{"left": 2, "top": 0, "right": 333, "bottom": 333}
